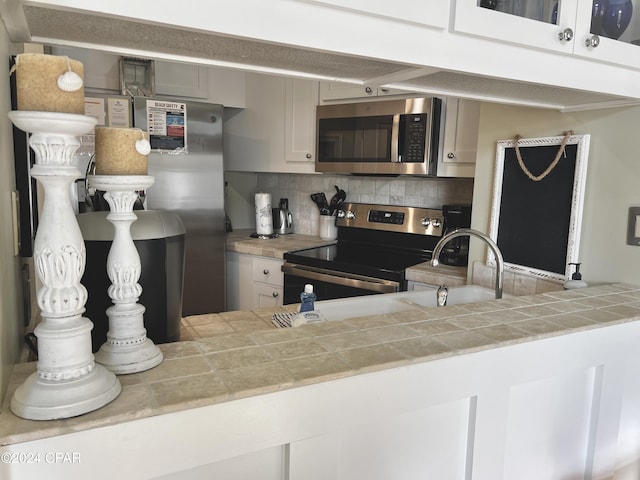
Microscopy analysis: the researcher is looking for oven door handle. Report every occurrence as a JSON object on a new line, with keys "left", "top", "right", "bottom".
{"left": 282, "top": 263, "right": 399, "bottom": 294}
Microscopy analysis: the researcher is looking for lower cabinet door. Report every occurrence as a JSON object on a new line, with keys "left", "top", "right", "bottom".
{"left": 253, "top": 283, "right": 283, "bottom": 308}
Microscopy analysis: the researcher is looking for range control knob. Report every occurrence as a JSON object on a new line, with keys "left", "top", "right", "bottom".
{"left": 345, "top": 210, "right": 356, "bottom": 220}
{"left": 431, "top": 218, "right": 442, "bottom": 228}
{"left": 420, "top": 217, "right": 431, "bottom": 227}
{"left": 337, "top": 210, "right": 345, "bottom": 218}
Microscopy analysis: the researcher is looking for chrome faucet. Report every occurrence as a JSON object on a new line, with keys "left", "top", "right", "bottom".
{"left": 436, "top": 285, "right": 448, "bottom": 307}
{"left": 431, "top": 228, "right": 504, "bottom": 300}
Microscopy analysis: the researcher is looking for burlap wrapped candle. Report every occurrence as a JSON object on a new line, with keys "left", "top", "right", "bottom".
{"left": 12, "top": 53, "right": 85, "bottom": 114}
{"left": 95, "top": 127, "right": 151, "bottom": 175}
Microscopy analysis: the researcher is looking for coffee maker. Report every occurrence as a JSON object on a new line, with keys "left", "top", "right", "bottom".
{"left": 441, "top": 204, "right": 472, "bottom": 266}
{"left": 273, "top": 198, "right": 294, "bottom": 235}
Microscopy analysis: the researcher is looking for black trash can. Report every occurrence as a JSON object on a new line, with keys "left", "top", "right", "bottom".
{"left": 78, "top": 210, "right": 186, "bottom": 352}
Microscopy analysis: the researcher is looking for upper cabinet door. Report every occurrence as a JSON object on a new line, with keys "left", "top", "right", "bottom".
{"left": 154, "top": 61, "right": 208, "bottom": 99}
{"left": 303, "top": 0, "right": 449, "bottom": 28}
{"left": 284, "top": 79, "right": 318, "bottom": 164}
{"left": 453, "top": 0, "right": 578, "bottom": 54}
{"left": 572, "top": 0, "right": 640, "bottom": 69}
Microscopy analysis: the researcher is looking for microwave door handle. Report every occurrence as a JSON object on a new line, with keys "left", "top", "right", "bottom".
{"left": 391, "top": 114, "right": 400, "bottom": 162}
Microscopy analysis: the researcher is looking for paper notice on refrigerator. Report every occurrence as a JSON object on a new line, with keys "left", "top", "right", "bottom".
{"left": 145, "top": 99, "right": 188, "bottom": 153}
{"left": 79, "top": 97, "right": 106, "bottom": 156}
{"left": 84, "top": 97, "right": 106, "bottom": 125}
{"left": 107, "top": 97, "right": 131, "bottom": 127}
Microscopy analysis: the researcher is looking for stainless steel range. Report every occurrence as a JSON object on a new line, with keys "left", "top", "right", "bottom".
{"left": 282, "top": 203, "right": 445, "bottom": 304}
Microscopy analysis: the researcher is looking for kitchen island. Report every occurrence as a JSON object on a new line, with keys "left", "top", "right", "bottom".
{"left": 1, "top": 284, "right": 640, "bottom": 479}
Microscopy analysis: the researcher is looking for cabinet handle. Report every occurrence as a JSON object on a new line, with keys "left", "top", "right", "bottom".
{"left": 263, "top": 269, "right": 269, "bottom": 275}
{"left": 558, "top": 28, "right": 574, "bottom": 42}
{"left": 272, "top": 292, "right": 279, "bottom": 298}
{"left": 306, "top": 153, "right": 312, "bottom": 159}
{"left": 585, "top": 34, "right": 600, "bottom": 48}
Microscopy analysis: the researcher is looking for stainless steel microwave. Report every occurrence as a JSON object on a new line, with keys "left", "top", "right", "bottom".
{"left": 315, "top": 97, "right": 442, "bottom": 175}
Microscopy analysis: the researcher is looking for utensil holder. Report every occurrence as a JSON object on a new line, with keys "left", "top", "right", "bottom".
{"left": 319, "top": 215, "right": 338, "bottom": 240}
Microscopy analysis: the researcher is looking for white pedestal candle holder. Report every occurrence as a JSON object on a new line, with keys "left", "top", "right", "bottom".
{"left": 8, "top": 111, "right": 121, "bottom": 420}
{"left": 89, "top": 175, "right": 163, "bottom": 374}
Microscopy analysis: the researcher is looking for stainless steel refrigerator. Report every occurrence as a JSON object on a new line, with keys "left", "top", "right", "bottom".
{"left": 132, "top": 96, "right": 226, "bottom": 316}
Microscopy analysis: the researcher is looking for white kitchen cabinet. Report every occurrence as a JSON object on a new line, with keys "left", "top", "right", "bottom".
{"left": 226, "top": 252, "right": 283, "bottom": 311}
{"left": 454, "top": 0, "right": 640, "bottom": 70}
{"left": 30, "top": 0, "right": 640, "bottom": 108}
{"left": 454, "top": 0, "right": 576, "bottom": 54}
{"left": 319, "top": 82, "right": 412, "bottom": 102}
{"left": 284, "top": 78, "right": 318, "bottom": 163}
{"left": 49, "top": 46, "right": 121, "bottom": 92}
{"left": 251, "top": 255, "right": 284, "bottom": 308}
{"left": 252, "top": 282, "right": 284, "bottom": 308}
{"left": 223, "top": 73, "right": 286, "bottom": 172}
{"left": 49, "top": 45, "right": 245, "bottom": 106}
{"left": 407, "top": 280, "right": 439, "bottom": 291}
{"left": 571, "top": 0, "right": 640, "bottom": 69}
{"left": 205, "top": 68, "right": 246, "bottom": 108}
{"left": 319, "top": 82, "right": 378, "bottom": 101}
{"left": 155, "top": 60, "right": 245, "bottom": 106}
{"left": 154, "top": 60, "right": 208, "bottom": 99}
{"left": 437, "top": 97, "right": 480, "bottom": 178}
{"left": 224, "top": 73, "right": 316, "bottom": 173}
{"left": 301, "top": 0, "right": 449, "bottom": 29}
{"left": 154, "top": 61, "right": 246, "bottom": 107}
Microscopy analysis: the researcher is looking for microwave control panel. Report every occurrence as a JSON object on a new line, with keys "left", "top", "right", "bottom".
{"left": 399, "top": 113, "right": 427, "bottom": 163}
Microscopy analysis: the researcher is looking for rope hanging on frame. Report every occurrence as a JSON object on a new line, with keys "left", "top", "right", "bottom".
{"left": 513, "top": 130, "right": 574, "bottom": 181}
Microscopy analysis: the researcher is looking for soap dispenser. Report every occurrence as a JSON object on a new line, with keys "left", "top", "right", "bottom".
{"left": 564, "top": 263, "right": 588, "bottom": 290}
{"left": 299, "top": 284, "right": 316, "bottom": 312}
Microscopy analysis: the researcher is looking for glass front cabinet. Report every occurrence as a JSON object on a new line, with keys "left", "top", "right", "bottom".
{"left": 454, "top": 0, "right": 640, "bottom": 69}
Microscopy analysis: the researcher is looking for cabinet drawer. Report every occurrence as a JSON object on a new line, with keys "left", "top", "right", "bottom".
{"left": 252, "top": 257, "right": 284, "bottom": 286}
{"left": 253, "top": 283, "right": 284, "bottom": 308}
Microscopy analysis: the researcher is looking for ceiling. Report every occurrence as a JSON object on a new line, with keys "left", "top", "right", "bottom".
{"left": 1, "top": 3, "right": 634, "bottom": 111}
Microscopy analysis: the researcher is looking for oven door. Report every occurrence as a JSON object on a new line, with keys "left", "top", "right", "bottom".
{"left": 282, "top": 263, "right": 400, "bottom": 304}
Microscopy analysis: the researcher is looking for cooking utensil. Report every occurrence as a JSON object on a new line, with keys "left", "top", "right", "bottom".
{"left": 311, "top": 192, "right": 330, "bottom": 215}
{"left": 329, "top": 185, "right": 346, "bottom": 215}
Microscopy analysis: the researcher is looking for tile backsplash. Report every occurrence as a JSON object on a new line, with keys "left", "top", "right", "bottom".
{"left": 226, "top": 172, "right": 473, "bottom": 236}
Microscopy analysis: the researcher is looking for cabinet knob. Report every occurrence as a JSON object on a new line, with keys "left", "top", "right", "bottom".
{"left": 585, "top": 34, "right": 600, "bottom": 48}
{"left": 263, "top": 269, "right": 269, "bottom": 275}
{"left": 364, "top": 86, "right": 374, "bottom": 95}
{"left": 306, "top": 153, "right": 312, "bottom": 159}
{"left": 272, "top": 292, "right": 279, "bottom": 298}
{"left": 447, "top": 152, "right": 455, "bottom": 159}
{"left": 558, "top": 28, "right": 574, "bottom": 42}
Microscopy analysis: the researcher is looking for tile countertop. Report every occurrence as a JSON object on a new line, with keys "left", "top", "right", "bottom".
{"left": 226, "top": 229, "right": 336, "bottom": 259}
{"left": 2, "top": 283, "right": 640, "bottom": 447}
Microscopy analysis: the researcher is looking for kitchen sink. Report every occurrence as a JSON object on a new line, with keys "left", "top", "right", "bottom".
{"left": 312, "top": 285, "right": 504, "bottom": 322}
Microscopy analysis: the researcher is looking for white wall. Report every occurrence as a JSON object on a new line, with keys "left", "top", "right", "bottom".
{"left": 0, "top": 25, "right": 25, "bottom": 402}
{"left": 471, "top": 102, "right": 640, "bottom": 285}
